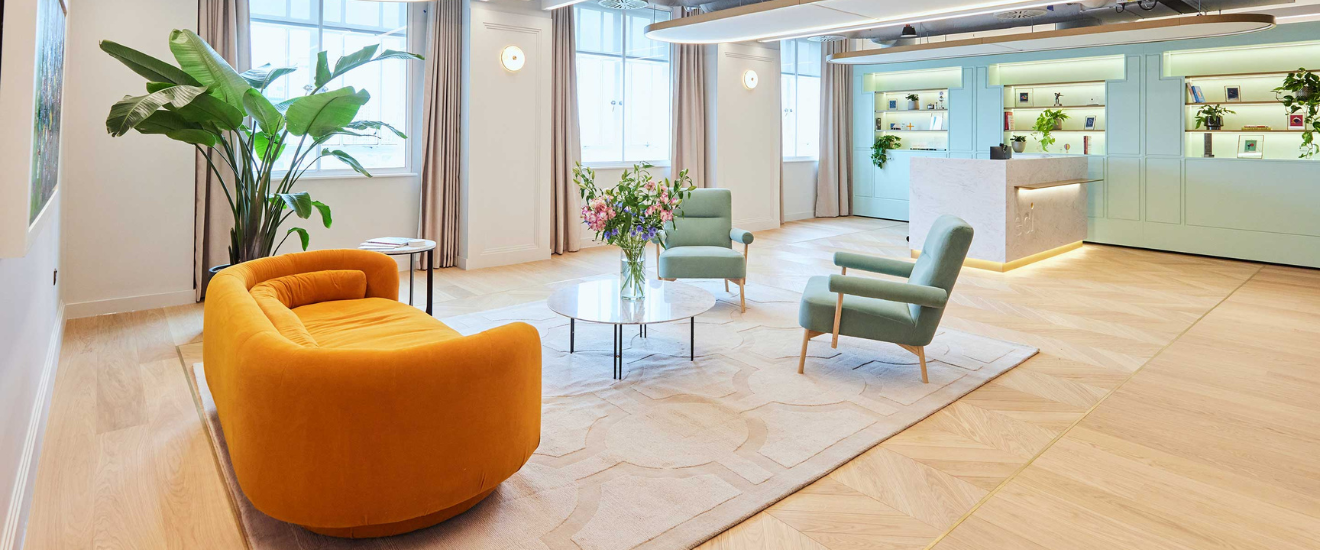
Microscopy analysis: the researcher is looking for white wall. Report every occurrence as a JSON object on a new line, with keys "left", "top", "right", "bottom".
{"left": 0, "top": 192, "right": 63, "bottom": 550}
{"left": 706, "top": 42, "right": 782, "bottom": 231}
{"left": 782, "top": 159, "right": 817, "bottom": 222}
{"left": 460, "top": 0, "right": 553, "bottom": 269}
{"left": 61, "top": 0, "right": 197, "bottom": 318}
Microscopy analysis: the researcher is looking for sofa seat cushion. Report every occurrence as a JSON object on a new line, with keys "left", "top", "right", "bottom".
{"left": 658, "top": 246, "right": 746, "bottom": 279}
{"left": 798, "top": 275, "right": 928, "bottom": 346}
{"left": 294, "top": 297, "right": 462, "bottom": 350}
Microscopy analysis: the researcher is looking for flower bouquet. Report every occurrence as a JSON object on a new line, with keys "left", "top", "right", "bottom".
{"left": 574, "top": 163, "right": 695, "bottom": 300}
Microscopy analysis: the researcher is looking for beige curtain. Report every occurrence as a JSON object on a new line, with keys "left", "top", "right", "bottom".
{"left": 418, "top": 0, "right": 464, "bottom": 268}
{"left": 195, "top": 0, "right": 250, "bottom": 300}
{"left": 814, "top": 39, "right": 852, "bottom": 218}
{"left": 551, "top": 8, "right": 582, "bottom": 255}
{"left": 669, "top": 7, "right": 709, "bottom": 188}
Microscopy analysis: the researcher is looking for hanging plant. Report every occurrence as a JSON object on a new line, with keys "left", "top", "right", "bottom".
{"left": 1193, "top": 104, "right": 1235, "bottom": 131}
{"left": 871, "top": 134, "right": 902, "bottom": 168}
{"left": 1274, "top": 67, "right": 1320, "bottom": 158}
{"left": 1032, "top": 109, "right": 1069, "bottom": 152}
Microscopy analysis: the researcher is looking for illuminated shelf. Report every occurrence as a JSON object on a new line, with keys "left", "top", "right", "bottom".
{"left": 1186, "top": 101, "right": 1284, "bottom": 106}
{"left": 1004, "top": 130, "right": 1105, "bottom": 133}
{"left": 878, "top": 109, "right": 948, "bottom": 114}
{"left": 1006, "top": 105, "right": 1105, "bottom": 110}
{"left": 1186, "top": 130, "right": 1302, "bottom": 133}
{"left": 878, "top": 130, "right": 948, "bottom": 133}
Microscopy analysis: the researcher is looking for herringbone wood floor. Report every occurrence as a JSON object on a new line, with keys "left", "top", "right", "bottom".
{"left": 25, "top": 217, "right": 1320, "bottom": 550}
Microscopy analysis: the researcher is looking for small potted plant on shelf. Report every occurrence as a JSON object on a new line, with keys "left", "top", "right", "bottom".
{"left": 1193, "top": 104, "right": 1234, "bottom": 131}
{"left": 1274, "top": 67, "right": 1320, "bottom": 158}
{"left": 872, "top": 135, "right": 903, "bottom": 168}
{"left": 1011, "top": 135, "right": 1027, "bottom": 153}
{"left": 906, "top": 93, "right": 920, "bottom": 110}
{"left": 1032, "top": 109, "right": 1069, "bottom": 152}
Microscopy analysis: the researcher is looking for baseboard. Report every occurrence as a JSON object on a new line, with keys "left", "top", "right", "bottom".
{"left": 734, "top": 217, "right": 782, "bottom": 233}
{"left": 456, "top": 246, "right": 549, "bottom": 270}
{"left": 1, "top": 302, "right": 65, "bottom": 550}
{"left": 784, "top": 210, "right": 815, "bottom": 222}
{"left": 66, "top": 289, "right": 195, "bottom": 319}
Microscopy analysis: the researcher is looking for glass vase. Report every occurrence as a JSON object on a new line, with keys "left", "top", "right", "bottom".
{"left": 619, "top": 244, "right": 648, "bottom": 301}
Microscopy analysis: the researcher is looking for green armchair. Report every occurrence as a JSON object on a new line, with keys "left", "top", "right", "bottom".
{"left": 655, "top": 188, "right": 755, "bottom": 312}
{"left": 797, "top": 215, "right": 973, "bottom": 382}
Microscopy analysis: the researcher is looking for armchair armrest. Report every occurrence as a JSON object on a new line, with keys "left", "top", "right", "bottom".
{"left": 828, "top": 274, "right": 947, "bottom": 308}
{"left": 834, "top": 252, "right": 914, "bottom": 278}
{"left": 730, "top": 228, "right": 754, "bottom": 245}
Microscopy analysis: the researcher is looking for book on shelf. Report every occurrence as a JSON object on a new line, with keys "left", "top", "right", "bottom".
{"left": 1187, "top": 83, "right": 1206, "bottom": 103}
{"left": 1083, "top": 135, "right": 1091, "bottom": 155}
{"left": 1004, "top": 112, "right": 1013, "bottom": 131}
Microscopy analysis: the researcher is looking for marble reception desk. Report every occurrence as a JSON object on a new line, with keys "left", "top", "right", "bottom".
{"left": 910, "top": 156, "right": 1091, "bottom": 271}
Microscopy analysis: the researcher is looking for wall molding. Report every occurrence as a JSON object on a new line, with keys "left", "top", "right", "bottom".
{"left": 1, "top": 302, "right": 64, "bottom": 550}
{"left": 735, "top": 216, "right": 782, "bottom": 233}
{"left": 458, "top": 247, "right": 549, "bottom": 270}
{"left": 66, "top": 289, "right": 194, "bottom": 319}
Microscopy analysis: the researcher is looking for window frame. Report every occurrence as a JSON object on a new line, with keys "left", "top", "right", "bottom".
{"left": 574, "top": 3, "right": 672, "bottom": 168}
{"left": 249, "top": 0, "right": 425, "bottom": 179}
{"left": 780, "top": 38, "right": 820, "bottom": 162}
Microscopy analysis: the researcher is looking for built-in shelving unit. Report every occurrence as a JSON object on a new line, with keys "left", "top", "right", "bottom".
{"left": 874, "top": 89, "right": 950, "bottom": 151}
{"left": 1183, "top": 70, "right": 1315, "bottom": 160}
{"left": 1003, "top": 81, "right": 1106, "bottom": 155}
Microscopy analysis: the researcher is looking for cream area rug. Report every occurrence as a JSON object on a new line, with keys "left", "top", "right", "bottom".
{"left": 188, "top": 279, "right": 1037, "bottom": 550}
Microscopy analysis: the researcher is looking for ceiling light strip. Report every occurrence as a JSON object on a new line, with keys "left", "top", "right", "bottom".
{"left": 765, "top": 0, "right": 1073, "bottom": 43}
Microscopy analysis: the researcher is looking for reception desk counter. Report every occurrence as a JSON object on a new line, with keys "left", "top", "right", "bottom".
{"left": 910, "top": 156, "right": 1092, "bottom": 271}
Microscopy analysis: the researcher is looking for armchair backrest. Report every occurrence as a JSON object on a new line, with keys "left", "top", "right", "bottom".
{"left": 664, "top": 188, "right": 733, "bottom": 249}
{"left": 908, "top": 215, "right": 974, "bottom": 336}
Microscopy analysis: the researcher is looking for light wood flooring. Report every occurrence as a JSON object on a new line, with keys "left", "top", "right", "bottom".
{"left": 24, "top": 217, "right": 1320, "bottom": 549}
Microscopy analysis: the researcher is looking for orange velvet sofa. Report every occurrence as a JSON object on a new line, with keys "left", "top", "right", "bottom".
{"left": 203, "top": 249, "right": 542, "bottom": 538}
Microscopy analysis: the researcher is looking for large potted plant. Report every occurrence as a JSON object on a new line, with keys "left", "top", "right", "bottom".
{"left": 1193, "top": 104, "right": 1234, "bottom": 131}
{"left": 1032, "top": 109, "right": 1069, "bottom": 152}
{"left": 871, "top": 135, "right": 903, "bottom": 168}
{"left": 1275, "top": 67, "right": 1320, "bottom": 158}
{"left": 101, "top": 30, "right": 421, "bottom": 269}
{"left": 573, "top": 163, "right": 694, "bottom": 300}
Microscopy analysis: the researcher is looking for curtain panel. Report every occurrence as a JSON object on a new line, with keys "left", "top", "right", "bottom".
{"left": 814, "top": 39, "right": 852, "bottom": 218}
{"left": 551, "top": 8, "right": 583, "bottom": 255}
{"left": 669, "top": 7, "right": 709, "bottom": 188}
{"left": 418, "top": 0, "right": 465, "bottom": 268}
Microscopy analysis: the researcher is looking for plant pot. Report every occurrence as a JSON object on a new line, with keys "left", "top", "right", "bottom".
{"left": 1205, "top": 116, "right": 1223, "bottom": 131}
{"left": 618, "top": 246, "right": 647, "bottom": 301}
{"left": 1053, "top": 120, "right": 1064, "bottom": 131}
{"left": 907, "top": 100, "right": 919, "bottom": 110}
{"left": 1297, "top": 85, "right": 1315, "bottom": 101}
{"left": 1012, "top": 141, "right": 1026, "bottom": 153}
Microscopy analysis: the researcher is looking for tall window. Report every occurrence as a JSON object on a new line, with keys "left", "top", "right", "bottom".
{"left": 575, "top": 4, "right": 671, "bottom": 164}
{"left": 250, "top": 0, "right": 413, "bottom": 173}
{"left": 781, "top": 39, "right": 820, "bottom": 159}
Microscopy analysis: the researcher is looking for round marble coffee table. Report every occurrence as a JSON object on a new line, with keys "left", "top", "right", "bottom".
{"left": 547, "top": 279, "right": 716, "bottom": 379}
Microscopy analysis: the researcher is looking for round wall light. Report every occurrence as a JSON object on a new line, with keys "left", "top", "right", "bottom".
{"left": 742, "top": 69, "right": 759, "bottom": 90}
{"left": 500, "top": 45, "right": 525, "bottom": 72}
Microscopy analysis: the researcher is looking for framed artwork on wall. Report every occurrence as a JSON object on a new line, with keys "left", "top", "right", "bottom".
{"left": 1289, "top": 114, "right": 1305, "bottom": 130}
{"left": 1237, "top": 135, "right": 1264, "bottom": 159}
{"left": 1017, "top": 89, "right": 1033, "bottom": 106}
{"left": 0, "top": 0, "right": 68, "bottom": 258}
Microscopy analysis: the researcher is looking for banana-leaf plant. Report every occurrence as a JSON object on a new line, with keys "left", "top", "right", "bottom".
{"left": 100, "top": 29, "right": 422, "bottom": 265}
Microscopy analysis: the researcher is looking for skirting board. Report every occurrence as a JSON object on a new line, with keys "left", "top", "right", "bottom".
{"left": 456, "top": 246, "right": 549, "bottom": 271}
{"left": 0, "top": 303, "right": 65, "bottom": 550}
{"left": 783, "top": 210, "right": 815, "bottom": 223}
{"left": 912, "top": 241, "right": 1084, "bottom": 272}
{"left": 66, "top": 289, "right": 195, "bottom": 319}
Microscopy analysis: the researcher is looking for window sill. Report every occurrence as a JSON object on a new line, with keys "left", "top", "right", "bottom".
{"left": 277, "top": 172, "right": 420, "bottom": 181}
{"left": 582, "top": 160, "right": 672, "bottom": 170}
{"left": 783, "top": 157, "right": 819, "bottom": 163}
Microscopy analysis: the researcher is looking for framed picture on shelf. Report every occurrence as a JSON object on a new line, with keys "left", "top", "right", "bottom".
{"left": 1224, "top": 85, "right": 1241, "bottom": 102}
{"left": 888, "top": 99, "right": 897, "bottom": 110}
{"left": 1237, "top": 135, "right": 1264, "bottom": 159}
{"left": 1289, "top": 114, "right": 1305, "bottom": 130}
{"left": 1084, "top": 116, "right": 1097, "bottom": 130}
{"left": 1017, "top": 89, "right": 1032, "bottom": 106}
{"left": 890, "top": 123, "right": 900, "bottom": 130}
{"left": 930, "top": 114, "right": 943, "bottom": 131}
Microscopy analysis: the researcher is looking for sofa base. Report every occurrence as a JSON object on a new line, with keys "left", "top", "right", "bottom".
{"left": 303, "top": 487, "right": 498, "bottom": 538}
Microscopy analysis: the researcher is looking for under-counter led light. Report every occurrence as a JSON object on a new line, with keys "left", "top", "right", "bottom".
{"left": 501, "top": 46, "right": 525, "bottom": 72}
{"left": 742, "top": 70, "right": 759, "bottom": 90}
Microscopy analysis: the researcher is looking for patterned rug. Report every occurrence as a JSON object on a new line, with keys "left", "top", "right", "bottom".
{"left": 188, "top": 280, "right": 1036, "bottom": 550}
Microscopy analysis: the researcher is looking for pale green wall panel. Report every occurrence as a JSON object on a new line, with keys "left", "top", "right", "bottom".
{"left": 1106, "top": 56, "right": 1143, "bottom": 157}
{"left": 949, "top": 68, "right": 976, "bottom": 153}
{"left": 975, "top": 66, "right": 1005, "bottom": 154}
{"left": 1144, "top": 55, "right": 1185, "bottom": 158}
{"left": 1087, "top": 157, "right": 1106, "bottom": 219}
{"left": 1106, "top": 157, "right": 1142, "bottom": 221}
{"left": 1186, "top": 159, "right": 1320, "bottom": 237}
{"left": 1144, "top": 158, "right": 1183, "bottom": 224}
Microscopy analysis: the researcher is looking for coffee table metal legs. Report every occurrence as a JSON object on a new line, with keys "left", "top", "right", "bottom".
{"left": 570, "top": 319, "right": 575, "bottom": 353}
{"left": 691, "top": 317, "right": 695, "bottom": 361}
{"left": 425, "top": 249, "right": 434, "bottom": 316}
{"left": 571, "top": 319, "right": 693, "bottom": 380}
{"left": 613, "top": 324, "right": 623, "bottom": 380}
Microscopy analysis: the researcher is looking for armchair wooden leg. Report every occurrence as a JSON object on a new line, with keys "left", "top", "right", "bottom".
{"left": 738, "top": 279, "right": 746, "bottom": 313}
{"left": 831, "top": 293, "right": 844, "bottom": 348}
{"left": 724, "top": 279, "right": 729, "bottom": 292}
{"left": 897, "top": 344, "right": 929, "bottom": 383}
{"left": 798, "top": 330, "right": 823, "bottom": 374}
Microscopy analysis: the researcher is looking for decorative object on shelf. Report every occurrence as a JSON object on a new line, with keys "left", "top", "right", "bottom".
{"left": 100, "top": 31, "right": 422, "bottom": 266}
{"left": 871, "top": 134, "right": 903, "bottom": 168}
{"left": 1053, "top": 92, "right": 1064, "bottom": 107}
{"left": 905, "top": 123, "right": 915, "bottom": 131}
{"left": 1237, "top": 135, "right": 1264, "bottom": 159}
{"left": 1290, "top": 113, "right": 1305, "bottom": 130}
{"left": 938, "top": 91, "right": 946, "bottom": 109}
{"left": 1203, "top": 132, "right": 1214, "bottom": 158}
{"left": 926, "top": 103, "right": 936, "bottom": 110}
{"left": 875, "top": 118, "right": 883, "bottom": 131}
{"left": 906, "top": 93, "right": 920, "bottom": 110}
{"left": 1194, "top": 104, "right": 1235, "bottom": 131}
{"left": 1064, "top": 143, "right": 1072, "bottom": 154}
{"left": 1224, "top": 85, "right": 1241, "bottom": 102}
{"left": 1004, "top": 111, "right": 1014, "bottom": 131}
{"left": 500, "top": 45, "right": 525, "bottom": 72}
{"left": 1017, "top": 89, "right": 1032, "bottom": 106}
{"left": 888, "top": 99, "right": 898, "bottom": 110}
{"left": 990, "top": 143, "right": 1013, "bottom": 160}
{"left": 573, "top": 163, "right": 694, "bottom": 300}
{"left": 1242, "top": 124, "right": 1273, "bottom": 131}
{"left": 1084, "top": 115, "right": 1097, "bottom": 130}
{"left": 890, "top": 122, "right": 900, "bottom": 130}
{"left": 1032, "top": 109, "right": 1069, "bottom": 152}
{"left": 1187, "top": 83, "right": 1206, "bottom": 103}
{"left": 1274, "top": 68, "right": 1320, "bottom": 158}
{"left": 1011, "top": 135, "right": 1027, "bottom": 153}
{"left": 929, "top": 114, "right": 943, "bottom": 131}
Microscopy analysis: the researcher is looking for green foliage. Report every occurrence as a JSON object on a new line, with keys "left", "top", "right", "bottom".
{"left": 100, "top": 30, "right": 422, "bottom": 264}
{"left": 1032, "top": 109, "right": 1069, "bottom": 152}
{"left": 905, "top": 93, "right": 920, "bottom": 102}
{"left": 871, "top": 135, "right": 903, "bottom": 168}
{"left": 1193, "top": 104, "right": 1235, "bottom": 130}
{"left": 573, "top": 163, "right": 695, "bottom": 253}
{"left": 1275, "top": 68, "right": 1320, "bottom": 158}
{"left": 1011, "top": 135, "right": 1027, "bottom": 143}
